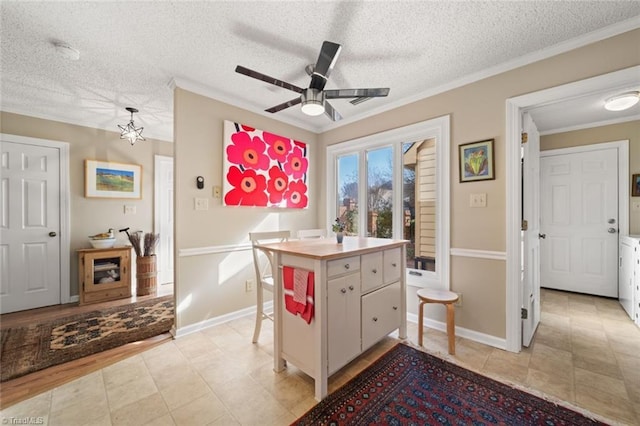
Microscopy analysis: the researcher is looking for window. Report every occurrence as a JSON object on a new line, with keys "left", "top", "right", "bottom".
{"left": 326, "top": 116, "right": 450, "bottom": 288}
{"left": 337, "top": 154, "right": 358, "bottom": 234}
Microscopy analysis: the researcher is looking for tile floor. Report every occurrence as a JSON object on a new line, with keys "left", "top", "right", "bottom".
{"left": 1, "top": 288, "right": 639, "bottom": 425}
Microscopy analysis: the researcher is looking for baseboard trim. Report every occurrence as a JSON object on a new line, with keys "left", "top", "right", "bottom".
{"left": 172, "top": 301, "right": 273, "bottom": 338}
{"left": 407, "top": 312, "right": 507, "bottom": 350}
{"left": 179, "top": 243, "right": 251, "bottom": 258}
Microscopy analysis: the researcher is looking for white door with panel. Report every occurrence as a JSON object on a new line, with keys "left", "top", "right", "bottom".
{"left": 154, "top": 155, "right": 174, "bottom": 285}
{"left": 540, "top": 148, "right": 618, "bottom": 297}
{"left": 1, "top": 141, "right": 61, "bottom": 313}
{"left": 521, "top": 113, "right": 541, "bottom": 347}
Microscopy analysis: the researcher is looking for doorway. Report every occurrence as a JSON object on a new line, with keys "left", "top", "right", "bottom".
{"left": 154, "top": 155, "right": 174, "bottom": 285}
{"left": 505, "top": 67, "right": 635, "bottom": 352}
{"left": 0, "top": 134, "right": 71, "bottom": 314}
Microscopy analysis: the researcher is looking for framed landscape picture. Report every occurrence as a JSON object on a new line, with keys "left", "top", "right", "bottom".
{"left": 633, "top": 173, "right": 640, "bottom": 197}
{"left": 459, "top": 139, "right": 495, "bottom": 182}
{"left": 85, "top": 160, "right": 142, "bottom": 199}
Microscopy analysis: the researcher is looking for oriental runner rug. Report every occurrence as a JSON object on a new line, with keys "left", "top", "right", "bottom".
{"left": 0, "top": 295, "right": 173, "bottom": 382}
{"left": 293, "top": 343, "right": 608, "bottom": 426}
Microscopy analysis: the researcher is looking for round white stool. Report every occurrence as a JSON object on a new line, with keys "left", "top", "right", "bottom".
{"left": 417, "top": 288, "right": 459, "bottom": 355}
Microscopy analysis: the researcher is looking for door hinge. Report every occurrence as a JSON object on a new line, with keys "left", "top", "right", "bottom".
{"left": 521, "top": 132, "right": 528, "bottom": 144}
{"left": 521, "top": 220, "right": 528, "bottom": 231}
{"left": 521, "top": 308, "right": 528, "bottom": 319}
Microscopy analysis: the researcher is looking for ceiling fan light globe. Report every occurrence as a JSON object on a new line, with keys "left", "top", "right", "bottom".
{"left": 301, "top": 101, "right": 325, "bottom": 116}
{"left": 604, "top": 91, "right": 640, "bottom": 111}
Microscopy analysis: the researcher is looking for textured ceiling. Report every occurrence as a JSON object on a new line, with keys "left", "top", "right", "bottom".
{"left": 1, "top": 1, "right": 639, "bottom": 142}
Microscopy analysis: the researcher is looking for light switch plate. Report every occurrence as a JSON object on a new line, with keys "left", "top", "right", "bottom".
{"left": 470, "top": 193, "right": 487, "bottom": 208}
{"left": 124, "top": 205, "right": 136, "bottom": 215}
{"left": 194, "top": 197, "right": 209, "bottom": 211}
{"left": 213, "top": 186, "right": 222, "bottom": 199}
{"left": 633, "top": 201, "right": 640, "bottom": 211}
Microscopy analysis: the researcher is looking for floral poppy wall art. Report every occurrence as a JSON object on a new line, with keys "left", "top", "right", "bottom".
{"left": 223, "top": 121, "right": 309, "bottom": 208}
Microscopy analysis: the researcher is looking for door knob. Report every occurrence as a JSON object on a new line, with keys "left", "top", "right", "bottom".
{"left": 608, "top": 228, "right": 617, "bottom": 234}
{"left": 49, "top": 231, "right": 57, "bottom": 237}
{"left": 538, "top": 233, "right": 546, "bottom": 239}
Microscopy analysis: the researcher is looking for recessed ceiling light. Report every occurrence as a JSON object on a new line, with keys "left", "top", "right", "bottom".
{"left": 604, "top": 91, "right": 639, "bottom": 111}
{"left": 53, "top": 41, "right": 80, "bottom": 61}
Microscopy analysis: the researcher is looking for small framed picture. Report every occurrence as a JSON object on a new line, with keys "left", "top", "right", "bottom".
{"left": 85, "top": 160, "right": 142, "bottom": 199}
{"left": 459, "top": 139, "right": 495, "bottom": 182}
{"left": 632, "top": 174, "right": 640, "bottom": 197}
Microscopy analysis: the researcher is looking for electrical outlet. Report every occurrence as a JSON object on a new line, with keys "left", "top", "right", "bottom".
{"left": 454, "top": 293, "right": 463, "bottom": 307}
{"left": 245, "top": 279, "right": 254, "bottom": 292}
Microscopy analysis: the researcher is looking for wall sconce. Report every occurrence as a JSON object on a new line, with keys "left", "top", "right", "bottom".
{"left": 118, "top": 107, "right": 146, "bottom": 145}
{"left": 604, "top": 91, "right": 639, "bottom": 111}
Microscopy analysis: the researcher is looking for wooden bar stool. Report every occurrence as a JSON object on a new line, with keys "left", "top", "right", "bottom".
{"left": 417, "top": 288, "right": 459, "bottom": 355}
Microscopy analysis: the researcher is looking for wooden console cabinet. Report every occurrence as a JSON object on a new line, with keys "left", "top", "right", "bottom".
{"left": 78, "top": 247, "right": 132, "bottom": 305}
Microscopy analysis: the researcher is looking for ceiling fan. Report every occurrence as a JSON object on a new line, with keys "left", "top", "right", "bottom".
{"left": 235, "top": 41, "right": 390, "bottom": 121}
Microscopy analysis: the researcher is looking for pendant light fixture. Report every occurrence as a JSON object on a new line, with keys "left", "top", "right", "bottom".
{"left": 118, "top": 107, "right": 145, "bottom": 145}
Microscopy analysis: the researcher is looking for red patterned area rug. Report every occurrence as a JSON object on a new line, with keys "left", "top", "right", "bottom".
{"left": 0, "top": 295, "right": 173, "bottom": 382}
{"left": 293, "top": 343, "right": 608, "bottom": 426}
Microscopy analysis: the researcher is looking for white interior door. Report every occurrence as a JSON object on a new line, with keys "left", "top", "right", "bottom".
{"left": 540, "top": 147, "right": 618, "bottom": 297}
{"left": 154, "top": 155, "right": 174, "bottom": 285}
{"left": 521, "top": 113, "right": 541, "bottom": 347}
{"left": 1, "top": 141, "right": 61, "bottom": 313}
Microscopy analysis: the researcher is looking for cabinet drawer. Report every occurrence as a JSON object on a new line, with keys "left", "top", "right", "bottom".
{"left": 361, "top": 282, "right": 401, "bottom": 351}
{"left": 361, "top": 251, "right": 383, "bottom": 293}
{"left": 383, "top": 248, "right": 402, "bottom": 284}
{"left": 327, "top": 256, "right": 360, "bottom": 278}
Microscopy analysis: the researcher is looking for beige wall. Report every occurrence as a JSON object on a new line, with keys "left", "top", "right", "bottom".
{"left": 173, "top": 89, "right": 319, "bottom": 329}
{"left": 0, "top": 112, "right": 173, "bottom": 297}
{"left": 541, "top": 120, "right": 640, "bottom": 234}
{"left": 318, "top": 29, "right": 640, "bottom": 339}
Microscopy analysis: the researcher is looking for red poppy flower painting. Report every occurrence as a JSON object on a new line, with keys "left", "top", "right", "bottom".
{"left": 223, "top": 121, "right": 309, "bottom": 209}
{"left": 284, "top": 180, "right": 308, "bottom": 209}
{"left": 224, "top": 166, "right": 268, "bottom": 206}
{"left": 267, "top": 166, "right": 289, "bottom": 205}
{"left": 226, "top": 131, "right": 270, "bottom": 171}
{"left": 263, "top": 132, "right": 292, "bottom": 164}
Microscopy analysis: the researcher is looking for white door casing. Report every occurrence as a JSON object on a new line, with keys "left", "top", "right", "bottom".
{"left": 540, "top": 146, "right": 619, "bottom": 297}
{"left": 1, "top": 138, "right": 70, "bottom": 313}
{"left": 154, "top": 155, "right": 174, "bottom": 285}
{"left": 521, "top": 113, "right": 541, "bottom": 347}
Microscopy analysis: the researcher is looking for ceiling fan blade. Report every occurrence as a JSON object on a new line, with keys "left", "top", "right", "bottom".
{"left": 309, "top": 41, "right": 342, "bottom": 91}
{"left": 324, "top": 88, "right": 390, "bottom": 99}
{"left": 324, "top": 101, "right": 342, "bottom": 121}
{"left": 235, "top": 65, "right": 304, "bottom": 94}
{"left": 265, "top": 96, "right": 302, "bottom": 113}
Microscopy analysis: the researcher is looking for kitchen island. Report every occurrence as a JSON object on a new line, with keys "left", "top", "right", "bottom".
{"left": 256, "top": 236, "right": 408, "bottom": 400}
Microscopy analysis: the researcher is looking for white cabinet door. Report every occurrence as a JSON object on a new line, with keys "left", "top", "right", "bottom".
{"left": 620, "top": 237, "right": 635, "bottom": 318}
{"left": 383, "top": 248, "right": 401, "bottom": 285}
{"left": 327, "top": 274, "right": 360, "bottom": 374}
{"left": 361, "top": 281, "right": 401, "bottom": 351}
{"left": 361, "top": 251, "right": 383, "bottom": 293}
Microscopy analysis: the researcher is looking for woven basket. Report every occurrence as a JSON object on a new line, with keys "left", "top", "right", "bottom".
{"left": 136, "top": 255, "right": 157, "bottom": 296}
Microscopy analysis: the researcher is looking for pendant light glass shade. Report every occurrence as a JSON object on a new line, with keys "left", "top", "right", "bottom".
{"left": 118, "top": 107, "right": 145, "bottom": 145}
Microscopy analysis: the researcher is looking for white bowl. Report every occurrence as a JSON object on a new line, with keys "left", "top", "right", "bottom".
{"left": 89, "top": 237, "right": 116, "bottom": 249}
